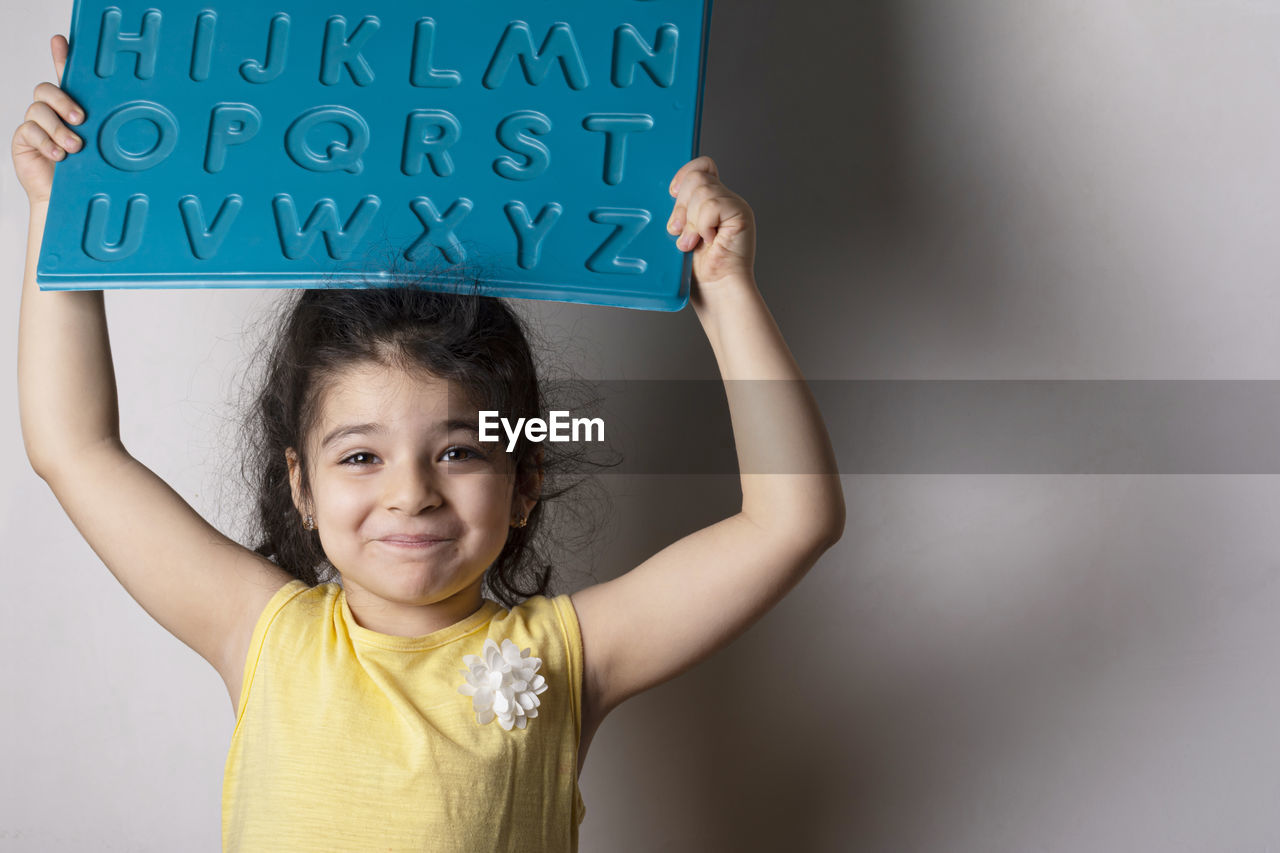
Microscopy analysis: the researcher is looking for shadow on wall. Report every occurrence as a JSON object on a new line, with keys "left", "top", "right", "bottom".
{"left": 587, "top": 475, "right": 1277, "bottom": 852}
{"left": 700, "top": 0, "right": 914, "bottom": 243}
{"left": 700, "top": 0, "right": 1070, "bottom": 379}
{"left": 573, "top": 2, "right": 1203, "bottom": 850}
{"left": 681, "top": 0, "right": 916, "bottom": 839}
{"left": 577, "top": 0, "right": 920, "bottom": 384}
{"left": 570, "top": 2, "right": 914, "bottom": 851}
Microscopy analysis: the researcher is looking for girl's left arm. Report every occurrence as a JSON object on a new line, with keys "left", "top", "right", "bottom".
{"left": 571, "top": 156, "right": 846, "bottom": 722}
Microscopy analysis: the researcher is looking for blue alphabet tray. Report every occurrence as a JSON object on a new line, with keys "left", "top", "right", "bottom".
{"left": 37, "top": 0, "right": 712, "bottom": 310}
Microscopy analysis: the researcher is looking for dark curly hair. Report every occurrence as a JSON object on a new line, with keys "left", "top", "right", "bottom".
{"left": 242, "top": 283, "right": 563, "bottom": 607}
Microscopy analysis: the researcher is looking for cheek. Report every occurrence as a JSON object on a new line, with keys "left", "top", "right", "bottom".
{"left": 313, "top": 474, "right": 374, "bottom": 525}
{"left": 452, "top": 473, "right": 516, "bottom": 526}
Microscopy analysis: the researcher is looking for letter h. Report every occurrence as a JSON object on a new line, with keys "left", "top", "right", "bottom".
{"left": 96, "top": 8, "right": 162, "bottom": 80}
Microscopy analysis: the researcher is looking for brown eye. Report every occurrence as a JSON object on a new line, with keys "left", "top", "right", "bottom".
{"left": 340, "top": 452, "right": 378, "bottom": 466}
{"left": 442, "top": 446, "right": 481, "bottom": 463}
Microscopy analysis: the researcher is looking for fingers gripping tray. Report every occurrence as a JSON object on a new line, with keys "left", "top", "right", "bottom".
{"left": 38, "top": 0, "right": 712, "bottom": 310}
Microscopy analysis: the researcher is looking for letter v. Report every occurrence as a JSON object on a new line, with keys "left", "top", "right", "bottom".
{"left": 179, "top": 195, "right": 244, "bottom": 260}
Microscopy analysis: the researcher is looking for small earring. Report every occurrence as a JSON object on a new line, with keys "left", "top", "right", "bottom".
{"left": 303, "top": 514, "right": 316, "bottom": 531}
{"left": 511, "top": 514, "right": 528, "bottom": 529}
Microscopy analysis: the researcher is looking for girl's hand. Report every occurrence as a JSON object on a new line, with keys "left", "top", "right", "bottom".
{"left": 666, "top": 156, "right": 757, "bottom": 291}
{"left": 12, "top": 35, "right": 84, "bottom": 205}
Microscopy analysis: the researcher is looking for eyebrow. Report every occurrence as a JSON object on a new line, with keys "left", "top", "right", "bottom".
{"left": 318, "top": 419, "right": 481, "bottom": 448}
{"left": 444, "top": 419, "right": 481, "bottom": 437}
{"left": 320, "top": 422, "right": 383, "bottom": 449}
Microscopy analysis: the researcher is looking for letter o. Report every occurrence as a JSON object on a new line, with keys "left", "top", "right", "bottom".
{"left": 98, "top": 101, "right": 179, "bottom": 172}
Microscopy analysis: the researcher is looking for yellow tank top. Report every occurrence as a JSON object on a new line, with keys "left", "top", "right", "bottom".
{"left": 222, "top": 580, "right": 586, "bottom": 852}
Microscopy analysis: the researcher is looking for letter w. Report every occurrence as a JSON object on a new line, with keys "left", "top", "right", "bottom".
{"left": 272, "top": 195, "right": 380, "bottom": 260}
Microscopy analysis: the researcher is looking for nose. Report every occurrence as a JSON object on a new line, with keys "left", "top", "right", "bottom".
{"left": 383, "top": 458, "right": 443, "bottom": 515}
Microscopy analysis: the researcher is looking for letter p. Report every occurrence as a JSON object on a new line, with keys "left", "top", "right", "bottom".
{"left": 205, "top": 104, "right": 262, "bottom": 173}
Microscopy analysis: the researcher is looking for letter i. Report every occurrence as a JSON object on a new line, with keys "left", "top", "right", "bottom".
{"left": 191, "top": 11, "right": 216, "bottom": 82}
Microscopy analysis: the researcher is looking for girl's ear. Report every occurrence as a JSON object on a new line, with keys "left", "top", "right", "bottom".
{"left": 512, "top": 491, "right": 539, "bottom": 526}
{"left": 285, "top": 448, "right": 307, "bottom": 516}
{"left": 512, "top": 450, "right": 544, "bottom": 522}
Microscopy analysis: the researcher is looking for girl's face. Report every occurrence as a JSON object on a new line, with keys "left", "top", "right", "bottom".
{"left": 287, "top": 360, "right": 529, "bottom": 632}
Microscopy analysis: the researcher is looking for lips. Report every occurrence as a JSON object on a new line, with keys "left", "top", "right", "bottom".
{"left": 377, "top": 534, "right": 453, "bottom": 545}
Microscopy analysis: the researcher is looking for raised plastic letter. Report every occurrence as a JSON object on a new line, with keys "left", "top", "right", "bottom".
{"left": 82, "top": 194, "right": 149, "bottom": 260}
{"left": 95, "top": 8, "right": 161, "bottom": 80}
{"left": 205, "top": 104, "right": 262, "bottom": 173}
{"left": 586, "top": 208, "right": 651, "bottom": 274}
{"left": 402, "top": 110, "right": 461, "bottom": 177}
{"left": 582, "top": 114, "right": 655, "bottom": 185}
{"left": 178, "top": 195, "right": 243, "bottom": 259}
{"left": 405, "top": 197, "right": 474, "bottom": 263}
{"left": 272, "top": 195, "right": 381, "bottom": 260}
{"left": 240, "top": 14, "right": 290, "bottom": 84}
{"left": 483, "top": 22, "right": 588, "bottom": 90}
{"left": 190, "top": 11, "right": 216, "bottom": 82}
{"left": 321, "top": 16, "right": 380, "bottom": 86}
{"left": 285, "top": 106, "right": 369, "bottom": 174}
{"left": 98, "top": 102, "right": 179, "bottom": 172}
{"left": 494, "top": 111, "right": 551, "bottom": 181}
{"left": 504, "top": 201, "right": 563, "bottom": 270}
{"left": 410, "top": 19, "right": 461, "bottom": 87}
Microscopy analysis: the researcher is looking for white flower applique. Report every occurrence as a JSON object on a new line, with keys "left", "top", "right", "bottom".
{"left": 457, "top": 638, "right": 549, "bottom": 730}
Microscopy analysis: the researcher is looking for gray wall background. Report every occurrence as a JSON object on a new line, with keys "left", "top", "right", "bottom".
{"left": 6, "top": 1, "right": 1280, "bottom": 850}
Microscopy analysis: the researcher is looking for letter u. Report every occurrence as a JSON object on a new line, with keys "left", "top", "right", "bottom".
{"left": 82, "top": 194, "right": 149, "bottom": 261}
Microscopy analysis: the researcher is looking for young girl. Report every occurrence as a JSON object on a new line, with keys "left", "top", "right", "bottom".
{"left": 15, "top": 34, "right": 844, "bottom": 851}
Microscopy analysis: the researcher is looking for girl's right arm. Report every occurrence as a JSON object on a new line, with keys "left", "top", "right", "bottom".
{"left": 15, "top": 36, "right": 293, "bottom": 708}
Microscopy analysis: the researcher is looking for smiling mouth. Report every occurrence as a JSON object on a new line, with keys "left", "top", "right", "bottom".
{"left": 376, "top": 536, "right": 454, "bottom": 548}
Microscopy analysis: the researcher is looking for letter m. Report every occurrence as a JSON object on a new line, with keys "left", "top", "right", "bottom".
{"left": 483, "top": 22, "right": 588, "bottom": 90}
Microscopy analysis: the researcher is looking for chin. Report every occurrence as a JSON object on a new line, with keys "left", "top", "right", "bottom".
{"left": 380, "top": 566, "right": 481, "bottom": 605}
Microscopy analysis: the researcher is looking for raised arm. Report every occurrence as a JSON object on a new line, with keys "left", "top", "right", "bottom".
{"left": 571, "top": 157, "right": 846, "bottom": 726}
{"left": 18, "top": 37, "right": 114, "bottom": 481}
{"left": 16, "top": 36, "right": 291, "bottom": 707}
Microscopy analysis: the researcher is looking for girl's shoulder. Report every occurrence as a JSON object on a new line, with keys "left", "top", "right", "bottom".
{"left": 259, "top": 578, "right": 331, "bottom": 623}
{"left": 488, "top": 593, "right": 584, "bottom": 704}
{"left": 491, "top": 593, "right": 582, "bottom": 651}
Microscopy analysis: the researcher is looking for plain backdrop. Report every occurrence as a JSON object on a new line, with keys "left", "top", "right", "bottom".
{"left": 7, "top": 1, "right": 1280, "bottom": 851}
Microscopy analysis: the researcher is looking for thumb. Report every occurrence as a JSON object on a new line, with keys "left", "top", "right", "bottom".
{"left": 51, "top": 35, "right": 69, "bottom": 85}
